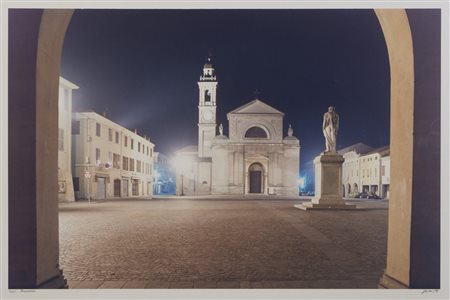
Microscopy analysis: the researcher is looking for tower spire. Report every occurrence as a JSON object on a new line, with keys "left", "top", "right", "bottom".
{"left": 253, "top": 89, "right": 260, "bottom": 99}
{"left": 200, "top": 55, "right": 216, "bottom": 82}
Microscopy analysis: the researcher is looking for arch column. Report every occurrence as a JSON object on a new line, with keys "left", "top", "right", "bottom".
{"left": 8, "top": 9, "right": 74, "bottom": 289}
{"left": 375, "top": 9, "right": 440, "bottom": 289}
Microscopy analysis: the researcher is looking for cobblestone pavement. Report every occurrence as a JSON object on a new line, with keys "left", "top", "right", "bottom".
{"left": 59, "top": 197, "right": 388, "bottom": 289}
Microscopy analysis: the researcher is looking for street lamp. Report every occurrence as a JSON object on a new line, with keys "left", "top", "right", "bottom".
{"left": 84, "top": 156, "right": 92, "bottom": 203}
{"left": 180, "top": 172, "right": 184, "bottom": 196}
{"left": 171, "top": 155, "right": 192, "bottom": 196}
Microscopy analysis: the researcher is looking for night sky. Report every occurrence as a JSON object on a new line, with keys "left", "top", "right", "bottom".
{"left": 61, "top": 9, "right": 390, "bottom": 180}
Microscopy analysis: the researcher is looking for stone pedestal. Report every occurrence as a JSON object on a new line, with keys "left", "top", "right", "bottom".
{"left": 295, "top": 152, "right": 356, "bottom": 210}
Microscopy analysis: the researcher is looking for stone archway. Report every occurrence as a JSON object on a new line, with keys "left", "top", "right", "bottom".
{"left": 375, "top": 10, "right": 440, "bottom": 289}
{"left": 8, "top": 9, "right": 74, "bottom": 288}
{"left": 7, "top": 8, "right": 440, "bottom": 289}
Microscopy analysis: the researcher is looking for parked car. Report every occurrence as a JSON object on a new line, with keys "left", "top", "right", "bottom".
{"left": 299, "top": 191, "right": 315, "bottom": 197}
{"left": 355, "top": 192, "right": 368, "bottom": 199}
{"left": 355, "top": 192, "right": 381, "bottom": 199}
{"left": 367, "top": 192, "right": 381, "bottom": 199}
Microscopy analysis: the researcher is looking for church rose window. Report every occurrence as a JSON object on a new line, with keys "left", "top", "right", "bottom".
{"left": 245, "top": 126, "right": 268, "bottom": 138}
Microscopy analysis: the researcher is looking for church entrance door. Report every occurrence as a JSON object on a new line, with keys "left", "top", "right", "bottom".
{"left": 249, "top": 163, "right": 264, "bottom": 193}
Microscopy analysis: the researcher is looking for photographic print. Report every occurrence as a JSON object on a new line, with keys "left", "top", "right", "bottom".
{"left": 1, "top": 2, "right": 447, "bottom": 300}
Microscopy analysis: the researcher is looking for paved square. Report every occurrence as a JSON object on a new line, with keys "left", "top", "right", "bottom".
{"left": 59, "top": 197, "right": 388, "bottom": 288}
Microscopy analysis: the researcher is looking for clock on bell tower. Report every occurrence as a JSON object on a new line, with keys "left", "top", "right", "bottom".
{"left": 198, "top": 56, "right": 218, "bottom": 158}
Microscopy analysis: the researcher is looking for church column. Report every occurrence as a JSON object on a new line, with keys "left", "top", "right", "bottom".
{"left": 264, "top": 170, "right": 268, "bottom": 195}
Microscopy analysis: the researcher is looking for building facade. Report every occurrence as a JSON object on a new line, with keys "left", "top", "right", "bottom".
{"left": 342, "top": 150, "right": 362, "bottom": 197}
{"left": 72, "top": 112, "right": 154, "bottom": 200}
{"left": 380, "top": 155, "right": 391, "bottom": 198}
{"left": 58, "top": 77, "right": 79, "bottom": 202}
{"left": 175, "top": 59, "right": 300, "bottom": 196}
{"left": 340, "top": 143, "right": 390, "bottom": 198}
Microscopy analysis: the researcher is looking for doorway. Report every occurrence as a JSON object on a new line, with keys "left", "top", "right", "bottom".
{"left": 132, "top": 179, "right": 139, "bottom": 196}
{"left": 96, "top": 177, "right": 106, "bottom": 199}
{"left": 113, "top": 179, "right": 121, "bottom": 197}
{"left": 249, "top": 163, "right": 263, "bottom": 193}
{"left": 122, "top": 178, "right": 129, "bottom": 197}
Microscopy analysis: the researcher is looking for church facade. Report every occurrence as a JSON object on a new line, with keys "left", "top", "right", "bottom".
{"left": 174, "top": 59, "right": 300, "bottom": 196}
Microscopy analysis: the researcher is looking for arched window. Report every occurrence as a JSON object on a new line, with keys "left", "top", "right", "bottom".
{"left": 204, "top": 90, "right": 211, "bottom": 102}
{"left": 244, "top": 126, "right": 268, "bottom": 138}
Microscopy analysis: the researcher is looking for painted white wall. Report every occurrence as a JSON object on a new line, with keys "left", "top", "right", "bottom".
{"left": 58, "top": 76, "right": 78, "bottom": 202}
{"left": 72, "top": 112, "right": 154, "bottom": 200}
{"left": 342, "top": 151, "right": 361, "bottom": 196}
{"left": 342, "top": 149, "right": 391, "bottom": 197}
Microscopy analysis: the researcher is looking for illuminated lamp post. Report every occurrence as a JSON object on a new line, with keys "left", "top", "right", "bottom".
{"left": 180, "top": 171, "right": 185, "bottom": 196}
{"left": 154, "top": 170, "right": 160, "bottom": 194}
{"left": 171, "top": 155, "right": 192, "bottom": 196}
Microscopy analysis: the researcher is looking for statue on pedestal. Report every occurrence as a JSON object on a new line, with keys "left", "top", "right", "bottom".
{"left": 294, "top": 105, "right": 356, "bottom": 210}
{"left": 219, "top": 123, "right": 223, "bottom": 136}
{"left": 323, "top": 106, "right": 339, "bottom": 153}
{"left": 288, "top": 124, "right": 293, "bottom": 137}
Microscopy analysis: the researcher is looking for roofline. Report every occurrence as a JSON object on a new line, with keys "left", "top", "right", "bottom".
{"left": 337, "top": 142, "right": 373, "bottom": 155}
{"left": 59, "top": 76, "right": 79, "bottom": 90}
{"left": 361, "top": 146, "right": 390, "bottom": 156}
{"left": 175, "top": 145, "right": 198, "bottom": 154}
{"left": 73, "top": 111, "right": 154, "bottom": 146}
{"left": 226, "top": 112, "right": 285, "bottom": 118}
{"left": 227, "top": 99, "right": 285, "bottom": 116}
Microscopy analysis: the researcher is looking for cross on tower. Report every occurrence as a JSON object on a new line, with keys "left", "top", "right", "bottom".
{"left": 253, "top": 89, "right": 260, "bottom": 99}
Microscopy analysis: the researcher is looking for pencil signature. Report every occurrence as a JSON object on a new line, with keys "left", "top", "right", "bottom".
{"left": 9, "top": 289, "right": 36, "bottom": 293}
{"left": 421, "top": 289, "right": 439, "bottom": 295}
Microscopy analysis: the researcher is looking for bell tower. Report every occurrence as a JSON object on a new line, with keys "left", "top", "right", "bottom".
{"left": 198, "top": 56, "right": 218, "bottom": 158}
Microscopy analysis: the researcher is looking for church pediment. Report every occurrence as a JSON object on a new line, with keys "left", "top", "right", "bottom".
{"left": 227, "top": 99, "right": 285, "bottom": 116}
